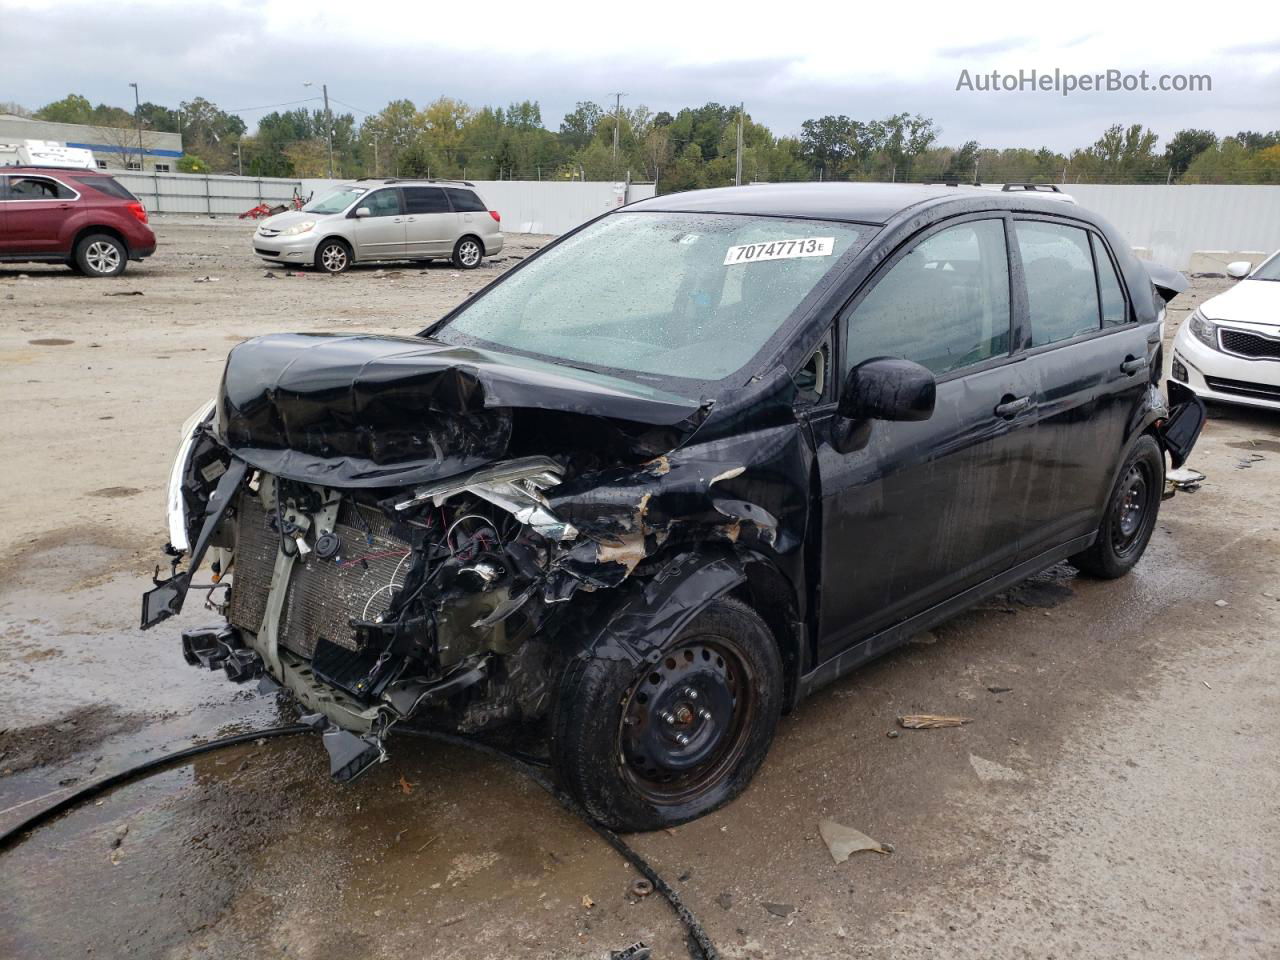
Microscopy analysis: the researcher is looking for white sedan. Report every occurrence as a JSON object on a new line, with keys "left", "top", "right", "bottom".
{"left": 1171, "top": 251, "right": 1280, "bottom": 411}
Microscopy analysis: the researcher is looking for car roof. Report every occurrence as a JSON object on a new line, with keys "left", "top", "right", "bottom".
{"left": 1, "top": 165, "right": 105, "bottom": 175}
{"left": 627, "top": 182, "right": 1075, "bottom": 227}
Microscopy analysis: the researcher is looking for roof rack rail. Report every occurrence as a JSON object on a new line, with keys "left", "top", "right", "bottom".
{"left": 353, "top": 177, "right": 476, "bottom": 187}
{"left": 1001, "top": 182, "right": 1062, "bottom": 193}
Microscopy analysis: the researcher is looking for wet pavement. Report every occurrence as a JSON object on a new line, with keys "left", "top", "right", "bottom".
{"left": 2, "top": 246, "right": 1278, "bottom": 959}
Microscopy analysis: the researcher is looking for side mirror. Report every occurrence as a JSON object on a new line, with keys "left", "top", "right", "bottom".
{"left": 838, "top": 357, "right": 936, "bottom": 423}
{"left": 1226, "top": 261, "right": 1252, "bottom": 279}
{"left": 354, "top": 206, "right": 371, "bottom": 218}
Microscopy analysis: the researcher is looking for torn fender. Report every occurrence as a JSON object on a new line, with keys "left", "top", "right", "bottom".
{"left": 1160, "top": 380, "right": 1206, "bottom": 469}
{"left": 1143, "top": 261, "right": 1189, "bottom": 305}
{"left": 575, "top": 550, "right": 748, "bottom": 666}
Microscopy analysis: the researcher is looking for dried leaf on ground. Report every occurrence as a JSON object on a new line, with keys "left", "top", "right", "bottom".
{"left": 898, "top": 714, "right": 972, "bottom": 729}
{"left": 818, "top": 819, "right": 891, "bottom": 863}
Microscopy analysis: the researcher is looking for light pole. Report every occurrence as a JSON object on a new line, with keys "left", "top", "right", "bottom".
{"left": 128, "top": 82, "right": 143, "bottom": 170}
{"left": 610, "top": 92, "right": 627, "bottom": 173}
{"left": 303, "top": 81, "right": 334, "bottom": 178}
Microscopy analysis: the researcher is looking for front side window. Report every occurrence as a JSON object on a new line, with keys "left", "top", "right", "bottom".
{"left": 361, "top": 188, "right": 402, "bottom": 217}
{"left": 1016, "top": 221, "right": 1101, "bottom": 346}
{"left": 403, "top": 186, "right": 449, "bottom": 214}
{"left": 843, "top": 219, "right": 1011, "bottom": 377}
{"left": 7, "top": 176, "right": 74, "bottom": 200}
{"left": 304, "top": 186, "right": 366, "bottom": 215}
{"left": 437, "top": 212, "right": 869, "bottom": 383}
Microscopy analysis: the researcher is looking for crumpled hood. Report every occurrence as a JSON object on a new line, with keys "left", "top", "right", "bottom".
{"left": 216, "top": 333, "right": 706, "bottom": 487}
{"left": 1201, "top": 279, "right": 1280, "bottom": 328}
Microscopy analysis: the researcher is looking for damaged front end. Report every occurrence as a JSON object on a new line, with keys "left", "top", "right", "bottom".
{"left": 143, "top": 333, "right": 797, "bottom": 782}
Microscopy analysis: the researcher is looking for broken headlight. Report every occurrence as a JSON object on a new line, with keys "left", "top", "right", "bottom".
{"left": 1187, "top": 309, "right": 1219, "bottom": 350}
{"left": 166, "top": 399, "right": 216, "bottom": 554}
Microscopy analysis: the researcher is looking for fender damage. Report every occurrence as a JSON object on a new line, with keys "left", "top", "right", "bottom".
{"left": 143, "top": 333, "right": 812, "bottom": 780}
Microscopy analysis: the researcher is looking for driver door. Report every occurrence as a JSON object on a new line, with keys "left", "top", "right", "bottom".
{"left": 352, "top": 187, "right": 406, "bottom": 260}
{"left": 814, "top": 216, "right": 1039, "bottom": 658}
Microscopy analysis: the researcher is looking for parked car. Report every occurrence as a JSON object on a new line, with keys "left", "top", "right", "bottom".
{"left": 0, "top": 166, "right": 156, "bottom": 277}
{"left": 1170, "top": 249, "right": 1280, "bottom": 411}
{"left": 145, "top": 183, "right": 1204, "bottom": 831}
{"left": 252, "top": 178, "right": 503, "bottom": 273}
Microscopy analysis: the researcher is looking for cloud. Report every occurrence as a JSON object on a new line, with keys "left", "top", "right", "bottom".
{"left": 938, "top": 36, "right": 1033, "bottom": 59}
{"left": 1222, "top": 38, "right": 1280, "bottom": 55}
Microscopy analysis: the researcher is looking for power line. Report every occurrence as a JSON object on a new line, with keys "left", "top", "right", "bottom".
{"left": 226, "top": 96, "right": 322, "bottom": 114}
{"left": 329, "top": 97, "right": 376, "bottom": 116}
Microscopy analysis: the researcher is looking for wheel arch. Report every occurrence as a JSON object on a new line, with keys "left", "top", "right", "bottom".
{"left": 72, "top": 224, "right": 129, "bottom": 258}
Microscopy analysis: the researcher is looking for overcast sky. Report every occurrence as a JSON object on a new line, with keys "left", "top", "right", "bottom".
{"left": 2, "top": 0, "right": 1277, "bottom": 150}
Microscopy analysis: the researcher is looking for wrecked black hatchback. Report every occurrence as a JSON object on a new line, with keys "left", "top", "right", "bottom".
{"left": 143, "top": 183, "right": 1204, "bottom": 831}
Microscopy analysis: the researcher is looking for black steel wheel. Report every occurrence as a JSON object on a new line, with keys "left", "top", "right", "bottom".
{"left": 552, "top": 596, "right": 782, "bottom": 831}
{"left": 1071, "top": 434, "right": 1164, "bottom": 578}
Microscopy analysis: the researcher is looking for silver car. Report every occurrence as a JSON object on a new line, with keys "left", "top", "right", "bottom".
{"left": 252, "top": 179, "right": 504, "bottom": 273}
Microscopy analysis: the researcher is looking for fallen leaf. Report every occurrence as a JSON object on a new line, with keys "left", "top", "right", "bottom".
{"left": 397, "top": 775, "right": 414, "bottom": 795}
{"left": 898, "top": 714, "right": 972, "bottom": 729}
{"left": 581, "top": 894, "right": 594, "bottom": 909}
{"left": 818, "top": 819, "right": 891, "bottom": 863}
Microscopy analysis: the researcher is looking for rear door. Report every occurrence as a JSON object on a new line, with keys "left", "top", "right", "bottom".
{"left": 351, "top": 187, "right": 406, "bottom": 260}
{"left": 815, "top": 216, "right": 1040, "bottom": 657}
{"left": 444, "top": 187, "right": 491, "bottom": 239}
{"left": 4, "top": 174, "right": 77, "bottom": 254}
{"left": 402, "top": 186, "right": 455, "bottom": 257}
{"left": 1011, "top": 218, "right": 1153, "bottom": 556}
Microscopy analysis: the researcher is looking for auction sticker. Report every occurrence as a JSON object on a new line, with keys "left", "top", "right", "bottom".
{"left": 724, "top": 237, "right": 835, "bottom": 265}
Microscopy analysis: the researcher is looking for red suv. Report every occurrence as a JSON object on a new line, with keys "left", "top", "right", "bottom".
{"left": 0, "top": 166, "right": 157, "bottom": 277}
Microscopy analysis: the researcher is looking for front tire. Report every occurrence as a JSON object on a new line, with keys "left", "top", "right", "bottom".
{"left": 551, "top": 596, "right": 782, "bottom": 832}
{"left": 315, "top": 238, "right": 352, "bottom": 274}
{"left": 74, "top": 234, "right": 127, "bottom": 277}
{"left": 1070, "top": 434, "right": 1163, "bottom": 578}
{"left": 452, "top": 236, "right": 483, "bottom": 269}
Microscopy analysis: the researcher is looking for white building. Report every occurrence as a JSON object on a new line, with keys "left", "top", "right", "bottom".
{"left": 0, "top": 114, "right": 183, "bottom": 172}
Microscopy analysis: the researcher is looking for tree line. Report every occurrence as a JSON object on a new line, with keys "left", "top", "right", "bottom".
{"left": 9, "top": 93, "right": 1280, "bottom": 189}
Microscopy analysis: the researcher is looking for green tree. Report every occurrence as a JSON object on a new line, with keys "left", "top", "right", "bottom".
{"left": 1164, "top": 129, "right": 1218, "bottom": 177}
{"left": 34, "top": 94, "right": 94, "bottom": 124}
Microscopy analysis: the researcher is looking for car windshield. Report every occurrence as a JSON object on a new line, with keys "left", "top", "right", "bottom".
{"left": 436, "top": 211, "right": 867, "bottom": 382}
{"left": 304, "top": 187, "right": 366, "bottom": 215}
{"left": 1251, "top": 253, "right": 1280, "bottom": 281}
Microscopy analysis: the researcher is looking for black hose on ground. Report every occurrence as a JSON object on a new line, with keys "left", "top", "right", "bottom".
{"left": 0, "top": 723, "right": 720, "bottom": 960}
{"left": 396, "top": 728, "right": 720, "bottom": 960}
{"left": 0, "top": 723, "right": 316, "bottom": 852}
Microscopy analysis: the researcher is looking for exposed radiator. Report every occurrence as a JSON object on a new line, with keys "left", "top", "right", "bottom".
{"left": 228, "top": 491, "right": 412, "bottom": 658}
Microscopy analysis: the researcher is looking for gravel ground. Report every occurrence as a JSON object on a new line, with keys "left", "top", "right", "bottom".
{"left": 0, "top": 219, "right": 1276, "bottom": 960}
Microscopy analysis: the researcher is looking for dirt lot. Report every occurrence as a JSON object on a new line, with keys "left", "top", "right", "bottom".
{"left": 1, "top": 218, "right": 1277, "bottom": 960}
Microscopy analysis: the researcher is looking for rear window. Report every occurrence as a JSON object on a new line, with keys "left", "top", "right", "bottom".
{"left": 71, "top": 176, "right": 138, "bottom": 201}
{"left": 445, "top": 188, "right": 487, "bottom": 212}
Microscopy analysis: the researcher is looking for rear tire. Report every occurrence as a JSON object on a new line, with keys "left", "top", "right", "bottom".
{"left": 74, "top": 234, "right": 127, "bottom": 277}
{"left": 551, "top": 596, "right": 782, "bottom": 832}
{"left": 452, "top": 236, "right": 483, "bottom": 270}
{"left": 315, "top": 238, "right": 352, "bottom": 274}
{"left": 1070, "top": 434, "right": 1163, "bottom": 579}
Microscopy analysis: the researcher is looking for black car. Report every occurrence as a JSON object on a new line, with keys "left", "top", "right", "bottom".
{"left": 144, "top": 183, "right": 1204, "bottom": 831}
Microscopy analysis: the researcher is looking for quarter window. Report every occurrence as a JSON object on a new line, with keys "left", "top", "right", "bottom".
{"left": 445, "top": 188, "right": 487, "bottom": 212}
{"left": 843, "top": 219, "right": 1011, "bottom": 377}
{"left": 1015, "top": 221, "right": 1101, "bottom": 346}
{"left": 403, "top": 186, "right": 450, "bottom": 214}
{"left": 1093, "top": 237, "right": 1129, "bottom": 327}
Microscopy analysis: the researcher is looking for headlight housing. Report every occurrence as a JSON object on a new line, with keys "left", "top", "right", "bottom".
{"left": 279, "top": 220, "right": 316, "bottom": 237}
{"left": 1187, "top": 309, "right": 1219, "bottom": 350}
{"left": 166, "top": 399, "right": 216, "bottom": 553}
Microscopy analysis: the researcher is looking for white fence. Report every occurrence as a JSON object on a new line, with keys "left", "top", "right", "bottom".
{"left": 1059, "top": 184, "right": 1280, "bottom": 271}
{"left": 113, "top": 169, "right": 657, "bottom": 234}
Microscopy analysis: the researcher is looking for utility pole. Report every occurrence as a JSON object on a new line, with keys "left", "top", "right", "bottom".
{"left": 128, "top": 82, "right": 143, "bottom": 170}
{"left": 372, "top": 132, "right": 379, "bottom": 177}
{"left": 610, "top": 92, "right": 627, "bottom": 172}
{"left": 735, "top": 102, "right": 744, "bottom": 186}
{"left": 235, "top": 141, "right": 243, "bottom": 176}
{"left": 304, "top": 82, "right": 335, "bottom": 178}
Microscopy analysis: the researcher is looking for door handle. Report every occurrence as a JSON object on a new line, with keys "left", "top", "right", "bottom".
{"left": 405, "top": 216, "right": 415, "bottom": 222}
{"left": 995, "top": 395, "right": 1033, "bottom": 418}
{"left": 392, "top": 217, "right": 402, "bottom": 223}
{"left": 1120, "top": 356, "right": 1148, "bottom": 376}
